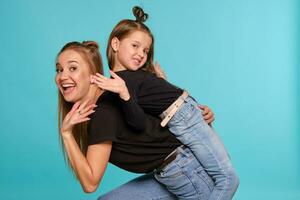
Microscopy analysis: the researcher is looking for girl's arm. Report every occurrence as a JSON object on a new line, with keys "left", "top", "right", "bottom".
{"left": 60, "top": 101, "right": 112, "bottom": 193}
{"left": 91, "top": 71, "right": 147, "bottom": 131}
{"left": 154, "top": 63, "right": 215, "bottom": 126}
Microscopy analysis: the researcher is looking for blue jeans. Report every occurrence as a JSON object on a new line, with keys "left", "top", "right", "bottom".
{"left": 97, "top": 173, "right": 176, "bottom": 200}
{"left": 98, "top": 146, "right": 214, "bottom": 200}
{"left": 154, "top": 146, "right": 214, "bottom": 200}
{"left": 166, "top": 96, "right": 239, "bottom": 200}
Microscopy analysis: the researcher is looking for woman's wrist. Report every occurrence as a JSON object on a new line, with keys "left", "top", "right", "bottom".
{"left": 61, "top": 130, "right": 73, "bottom": 139}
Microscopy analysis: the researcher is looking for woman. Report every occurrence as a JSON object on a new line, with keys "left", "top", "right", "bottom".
{"left": 55, "top": 41, "right": 215, "bottom": 199}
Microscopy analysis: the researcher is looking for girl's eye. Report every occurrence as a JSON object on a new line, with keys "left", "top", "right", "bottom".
{"left": 132, "top": 44, "right": 138, "bottom": 48}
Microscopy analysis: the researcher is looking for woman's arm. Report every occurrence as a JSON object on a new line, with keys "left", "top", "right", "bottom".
{"left": 60, "top": 101, "right": 112, "bottom": 193}
{"left": 62, "top": 134, "right": 112, "bottom": 193}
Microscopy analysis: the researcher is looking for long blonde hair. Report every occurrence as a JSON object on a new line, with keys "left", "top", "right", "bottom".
{"left": 56, "top": 41, "right": 103, "bottom": 170}
{"left": 106, "top": 6, "right": 155, "bottom": 73}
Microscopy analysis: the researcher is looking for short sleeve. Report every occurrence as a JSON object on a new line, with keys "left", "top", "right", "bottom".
{"left": 87, "top": 105, "right": 119, "bottom": 145}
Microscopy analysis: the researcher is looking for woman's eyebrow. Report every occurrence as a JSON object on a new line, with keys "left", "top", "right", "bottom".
{"left": 68, "top": 60, "right": 79, "bottom": 64}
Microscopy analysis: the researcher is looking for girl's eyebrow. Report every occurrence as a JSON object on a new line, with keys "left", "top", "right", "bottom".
{"left": 132, "top": 40, "right": 141, "bottom": 44}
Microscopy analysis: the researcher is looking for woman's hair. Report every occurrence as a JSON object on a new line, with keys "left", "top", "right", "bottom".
{"left": 106, "top": 6, "right": 155, "bottom": 73}
{"left": 56, "top": 41, "right": 103, "bottom": 171}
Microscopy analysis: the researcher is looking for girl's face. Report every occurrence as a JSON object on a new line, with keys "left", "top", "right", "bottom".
{"left": 55, "top": 50, "right": 92, "bottom": 103}
{"left": 112, "top": 30, "right": 152, "bottom": 71}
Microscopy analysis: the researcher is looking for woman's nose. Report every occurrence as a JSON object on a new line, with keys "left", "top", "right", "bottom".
{"left": 59, "top": 71, "right": 69, "bottom": 80}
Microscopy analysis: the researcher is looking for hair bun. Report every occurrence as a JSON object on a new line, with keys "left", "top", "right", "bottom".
{"left": 132, "top": 6, "right": 148, "bottom": 23}
{"left": 82, "top": 41, "right": 99, "bottom": 50}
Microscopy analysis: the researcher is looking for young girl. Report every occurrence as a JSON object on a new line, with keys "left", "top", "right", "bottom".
{"left": 91, "top": 6, "right": 239, "bottom": 200}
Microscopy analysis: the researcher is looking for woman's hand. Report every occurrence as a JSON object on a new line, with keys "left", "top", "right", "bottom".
{"left": 199, "top": 105, "right": 215, "bottom": 126}
{"left": 61, "top": 101, "right": 96, "bottom": 136}
{"left": 154, "top": 62, "right": 167, "bottom": 80}
{"left": 91, "top": 71, "right": 130, "bottom": 101}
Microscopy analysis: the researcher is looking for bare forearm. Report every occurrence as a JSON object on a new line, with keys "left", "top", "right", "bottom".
{"left": 62, "top": 133, "right": 99, "bottom": 192}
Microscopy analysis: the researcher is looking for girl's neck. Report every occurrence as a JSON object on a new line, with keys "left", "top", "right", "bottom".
{"left": 112, "top": 64, "right": 127, "bottom": 72}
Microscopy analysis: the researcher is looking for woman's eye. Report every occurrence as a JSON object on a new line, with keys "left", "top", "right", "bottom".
{"left": 70, "top": 66, "right": 77, "bottom": 72}
{"left": 56, "top": 68, "right": 63, "bottom": 73}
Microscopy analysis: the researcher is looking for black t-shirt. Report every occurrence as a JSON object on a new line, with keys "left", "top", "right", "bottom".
{"left": 87, "top": 92, "right": 181, "bottom": 173}
{"left": 116, "top": 69, "right": 183, "bottom": 130}
{"left": 117, "top": 69, "right": 183, "bottom": 115}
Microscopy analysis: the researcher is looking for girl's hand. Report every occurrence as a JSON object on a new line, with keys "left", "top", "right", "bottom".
{"left": 154, "top": 62, "right": 167, "bottom": 80}
{"left": 91, "top": 71, "right": 130, "bottom": 101}
{"left": 198, "top": 105, "right": 215, "bottom": 126}
{"left": 61, "top": 101, "right": 96, "bottom": 136}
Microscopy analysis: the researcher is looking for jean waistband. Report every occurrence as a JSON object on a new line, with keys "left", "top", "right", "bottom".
{"left": 159, "top": 91, "right": 189, "bottom": 127}
{"left": 156, "top": 145, "right": 187, "bottom": 172}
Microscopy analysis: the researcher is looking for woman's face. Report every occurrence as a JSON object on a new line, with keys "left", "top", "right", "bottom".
{"left": 55, "top": 50, "right": 92, "bottom": 103}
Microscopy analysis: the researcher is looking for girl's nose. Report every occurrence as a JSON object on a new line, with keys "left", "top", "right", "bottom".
{"left": 137, "top": 49, "right": 144, "bottom": 58}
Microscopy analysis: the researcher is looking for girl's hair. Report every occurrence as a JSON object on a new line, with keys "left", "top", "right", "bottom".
{"left": 106, "top": 6, "right": 155, "bottom": 73}
{"left": 56, "top": 41, "right": 103, "bottom": 171}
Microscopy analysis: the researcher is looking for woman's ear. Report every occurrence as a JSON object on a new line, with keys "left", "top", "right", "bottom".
{"left": 111, "top": 37, "right": 120, "bottom": 52}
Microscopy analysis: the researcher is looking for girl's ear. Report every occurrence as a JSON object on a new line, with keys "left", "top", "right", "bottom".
{"left": 111, "top": 37, "right": 120, "bottom": 52}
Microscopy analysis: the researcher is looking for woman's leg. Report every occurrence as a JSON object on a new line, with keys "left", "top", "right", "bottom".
{"left": 98, "top": 173, "right": 176, "bottom": 200}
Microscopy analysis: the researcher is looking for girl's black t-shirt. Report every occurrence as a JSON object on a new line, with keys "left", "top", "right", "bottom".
{"left": 87, "top": 92, "right": 181, "bottom": 173}
{"left": 116, "top": 69, "right": 184, "bottom": 130}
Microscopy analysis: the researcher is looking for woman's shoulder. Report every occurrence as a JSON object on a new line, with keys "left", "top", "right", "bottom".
{"left": 94, "top": 92, "right": 123, "bottom": 118}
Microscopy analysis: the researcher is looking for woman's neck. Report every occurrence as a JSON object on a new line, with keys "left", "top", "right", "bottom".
{"left": 83, "top": 85, "right": 103, "bottom": 105}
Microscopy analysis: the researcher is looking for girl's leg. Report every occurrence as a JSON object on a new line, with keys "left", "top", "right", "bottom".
{"left": 168, "top": 97, "right": 239, "bottom": 200}
{"left": 98, "top": 173, "right": 176, "bottom": 200}
{"left": 154, "top": 146, "right": 214, "bottom": 200}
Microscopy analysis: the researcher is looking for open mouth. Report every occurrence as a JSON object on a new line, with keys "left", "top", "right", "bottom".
{"left": 61, "top": 83, "right": 75, "bottom": 94}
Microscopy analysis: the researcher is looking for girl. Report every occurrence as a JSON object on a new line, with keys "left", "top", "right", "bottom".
{"left": 92, "top": 6, "right": 239, "bottom": 200}
{"left": 55, "top": 41, "right": 216, "bottom": 199}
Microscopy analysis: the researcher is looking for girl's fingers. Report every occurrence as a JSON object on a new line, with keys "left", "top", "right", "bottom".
{"left": 92, "top": 75, "right": 106, "bottom": 83}
{"left": 109, "top": 70, "right": 121, "bottom": 80}
{"left": 95, "top": 73, "right": 109, "bottom": 80}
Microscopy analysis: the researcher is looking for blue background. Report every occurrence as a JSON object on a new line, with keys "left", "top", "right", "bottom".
{"left": 0, "top": 0, "right": 299, "bottom": 199}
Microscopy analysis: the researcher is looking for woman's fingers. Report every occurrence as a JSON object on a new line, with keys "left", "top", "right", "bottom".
{"left": 198, "top": 105, "right": 215, "bottom": 124}
{"left": 67, "top": 101, "right": 81, "bottom": 119}
{"left": 77, "top": 103, "right": 97, "bottom": 117}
